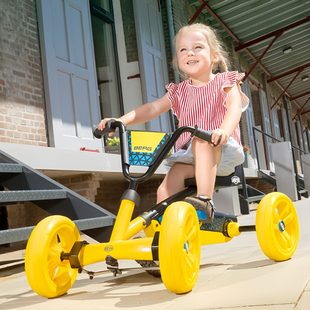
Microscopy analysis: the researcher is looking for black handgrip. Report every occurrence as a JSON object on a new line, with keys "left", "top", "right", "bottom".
{"left": 93, "top": 127, "right": 104, "bottom": 139}
{"left": 93, "top": 119, "right": 118, "bottom": 139}
{"left": 192, "top": 127, "right": 221, "bottom": 147}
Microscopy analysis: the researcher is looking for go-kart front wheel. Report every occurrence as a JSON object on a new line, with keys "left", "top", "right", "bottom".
{"left": 256, "top": 192, "right": 299, "bottom": 261}
{"left": 159, "top": 202, "right": 200, "bottom": 294}
{"left": 25, "top": 215, "right": 81, "bottom": 298}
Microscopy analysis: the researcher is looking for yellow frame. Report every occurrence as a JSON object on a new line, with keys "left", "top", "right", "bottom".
{"left": 77, "top": 199, "right": 242, "bottom": 268}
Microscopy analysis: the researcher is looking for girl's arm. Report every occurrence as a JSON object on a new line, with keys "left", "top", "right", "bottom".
{"left": 98, "top": 93, "right": 171, "bottom": 131}
{"left": 212, "top": 83, "right": 243, "bottom": 145}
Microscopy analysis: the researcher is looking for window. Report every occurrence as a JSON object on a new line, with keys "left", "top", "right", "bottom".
{"left": 91, "top": 0, "right": 110, "bottom": 12}
{"left": 90, "top": 0, "right": 123, "bottom": 118}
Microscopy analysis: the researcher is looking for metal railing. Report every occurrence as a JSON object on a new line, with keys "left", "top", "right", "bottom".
{"left": 252, "top": 127, "right": 309, "bottom": 200}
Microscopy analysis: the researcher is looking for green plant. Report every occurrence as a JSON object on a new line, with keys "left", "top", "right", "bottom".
{"left": 106, "top": 137, "right": 120, "bottom": 146}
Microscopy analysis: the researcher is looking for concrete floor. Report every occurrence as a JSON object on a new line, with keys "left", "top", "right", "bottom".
{"left": 1, "top": 197, "right": 310, "bottom": 310}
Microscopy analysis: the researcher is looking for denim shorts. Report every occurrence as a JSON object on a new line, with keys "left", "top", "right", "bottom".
{"left": 164, "top": 137, "right": 244, "bottom": 176}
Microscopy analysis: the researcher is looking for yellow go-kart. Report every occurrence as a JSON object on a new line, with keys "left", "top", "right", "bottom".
{"left": 25, "top": 120, "right": 299, "bottom": 298}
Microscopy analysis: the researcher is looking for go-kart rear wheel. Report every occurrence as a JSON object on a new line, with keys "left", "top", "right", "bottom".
{"left": 256, "top": 192, "right": 299, "bottom": 261}
{"left": 25, "top": 215, "right": 80, "bottom": 298}
{"left": 159, "top": 202, "right": 200, "bottom": 294}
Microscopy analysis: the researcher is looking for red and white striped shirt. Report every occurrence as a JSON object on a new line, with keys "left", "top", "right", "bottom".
{"left": 166, "top": 71, "right": 249, "bottom": 152}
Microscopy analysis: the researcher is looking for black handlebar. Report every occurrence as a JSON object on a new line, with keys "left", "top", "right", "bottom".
{"left": 190, "top": 125, "right": 221, "bottom": 147}
{"left": 94, "top": 120, "right": 221, "bottom": 146}
{"left": 93, "top": 120, "right": 221, "bottom": 188}
{"left": 93, "top": 119, "right": 119, "bottom": 138}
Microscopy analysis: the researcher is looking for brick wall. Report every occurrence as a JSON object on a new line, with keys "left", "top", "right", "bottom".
{"left": 278, "top": 108, "right": 284, "bottom": 139}
{"left": 7, "top": 201, "right": 50, "bottom": 229}
{"left": 171, "top": 0, "right": 206, "bottom": 33}
{"left": 54, "top": 174, "right": 102, "bottom": 203}
{"left": 0, "top": 0, "right": 49, "bottom": 242}
{"left": 0, "top": 0, "right": 47, "bottom": 146}
{"left": 161, "top": 0, "right": 174, "bottom": 83}
{"left": 251, "top": 91, "right": 262, "bottom": 128}
{"left": 137, "top": 177, "right": 164, "bottom": 215}
{"left": 55, "top": 173, "right": 164, "bottom": 219}
{"left": 120, "top": 0, "right": 138, "bottom": 63}
{"left": 246, "top": 178, "right": 275, "bottom": 195}
{"left": 96, "top": 177, "right": 164, "bottom": 218}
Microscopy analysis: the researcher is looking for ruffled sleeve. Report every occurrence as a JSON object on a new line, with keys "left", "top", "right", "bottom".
{"left": 222, "top": 71, "right": 249, "bottom": 111}
{"left": 166, "top": 82, "right": 179, "bottom": 116}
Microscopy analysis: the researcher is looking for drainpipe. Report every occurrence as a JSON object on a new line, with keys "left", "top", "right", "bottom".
{"left": 166, "top": 0, "right": 179, "bottom": 84}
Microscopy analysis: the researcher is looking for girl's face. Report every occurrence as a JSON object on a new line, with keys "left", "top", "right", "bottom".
{"left": 176, "top": 30, "right": 218, "bottom": 83}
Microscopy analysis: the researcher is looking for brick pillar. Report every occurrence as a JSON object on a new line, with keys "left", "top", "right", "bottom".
{"left": 0, "top": 0, "right": 47, "bottom": 146}
{"left": 251, "top": 91, "right": 262, "bottom": 128}
{"left": 95, "top": 180, "right": 128, "bottom": 216}
{"left": 95, "top": 177, "right": 164, "bottom": 218}
{"left": 54, "top": 173, "right": 102, "bottom": 203}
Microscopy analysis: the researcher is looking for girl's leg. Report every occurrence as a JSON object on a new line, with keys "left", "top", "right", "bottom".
{"left": 185, "top": 137, "right": 222, "bottom": 222}
{"left": 191, "top": 137, "right": 221, "bottom": 198}
{"left": 157, "top": 163, "right": 195, "bottom": 203}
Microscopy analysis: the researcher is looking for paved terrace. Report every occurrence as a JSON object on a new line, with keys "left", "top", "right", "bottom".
{"left": 0, "top": 197, "right": 310, "bottom": 310}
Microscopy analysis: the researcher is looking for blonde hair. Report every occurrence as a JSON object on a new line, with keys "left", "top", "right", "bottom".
{"left": 172, "top": 23, "right": 230, "bottom": 78}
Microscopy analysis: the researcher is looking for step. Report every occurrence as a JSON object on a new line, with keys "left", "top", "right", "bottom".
{"left": 0, "top": 216, "right": 114, "bottom": 245}
{"left": 257, "top": 170, "right": 276, "bottom": 187}
{"left": 0, "top": 189, "right": 67, "bottom": 204}
{"left": 239, "top": 184, "right": 265, "bottom": 203}
{"left": 247, "top": 195, "right": 265, "bottom": 203}
{"left": 299, "top": 189, "right": 309, "bottom": 198}
{"left": 0, "top": 163, "right": 23, "bottom": 173}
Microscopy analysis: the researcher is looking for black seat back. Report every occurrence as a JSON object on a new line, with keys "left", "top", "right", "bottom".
{"left": 184, "top": 164, "right": 244, "bottom": 190}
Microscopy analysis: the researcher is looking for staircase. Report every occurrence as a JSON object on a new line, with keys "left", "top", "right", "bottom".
{"left": 238, "top": 183, "right": 265, "bottom": 204}
{"left": 257, "top": 169, "right": 277, "bottom": 187}
{"left": 258, "top": 169, "right": 308, "bottom": 199}
{"left": 0, "top": 149, "right": 116, "bottom": 245}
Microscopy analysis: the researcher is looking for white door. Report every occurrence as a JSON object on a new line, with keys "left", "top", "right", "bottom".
{"left": 37, "top": 0, "right": 102, "bottom": 150}
{"left": 133, "top": 0, "right": 172, "bottom": 132}
{"left": 241, "top": 79, "right": 257, "bottom": 169}
{"left": 259, "top": 88, "right": 274, "bottom": 171}
{"left": 281, "top": 107, "right": 290, "bottom": 141}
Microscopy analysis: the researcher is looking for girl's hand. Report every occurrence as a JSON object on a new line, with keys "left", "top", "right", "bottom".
{"left": 98, "top": 118, "right": 110, "bottom": 131}
{"left": 98, "top": 118, "right": 124, "bottom": 136}
{"left": 211, "top": 128, "right": 229, "bottom": 146}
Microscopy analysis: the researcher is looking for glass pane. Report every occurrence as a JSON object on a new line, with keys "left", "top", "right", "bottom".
{"left": 91, "top": 15, "right": 121, "bottom": 119}
{"left": 91, "top": 0, "right": 110, "bottom": 12}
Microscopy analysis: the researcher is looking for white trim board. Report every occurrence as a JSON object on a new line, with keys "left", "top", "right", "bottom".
{"left": 0, "top": 143, "right": 167, "bottom": 180}
{"left": 0, "top": 143, "right": 257, "bottom": 180}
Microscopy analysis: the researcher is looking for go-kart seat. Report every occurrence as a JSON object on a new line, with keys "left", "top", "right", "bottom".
{"left": 184, "top": 164, "right": 249, "bottom": 214}
{"left": 184, "top": 164, "right": 244, "bottom": 190}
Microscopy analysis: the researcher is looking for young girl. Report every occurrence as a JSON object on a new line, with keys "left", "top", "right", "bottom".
{"left": 98, "top": 23, "right": 249, "bottom": 223}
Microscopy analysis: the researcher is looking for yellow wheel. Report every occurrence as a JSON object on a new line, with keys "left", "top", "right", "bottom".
{"left": 159, "top": 202, "right": 200, "bottom": 294}
{"left": 25, "top": 215, "right": 80, "bottom": 298}
{"left": 256, "top": 192, "right": 299, "bottom": 261}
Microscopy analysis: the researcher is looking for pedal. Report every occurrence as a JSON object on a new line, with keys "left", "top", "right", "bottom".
{"left": 107, "top": 265, "right": 123, "bottom": 277}
{"left": 200, "top": 212, "right": 237, "bottom": 234}
{"left": 105, "top": 255, "right": 122, "bottom": 276}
